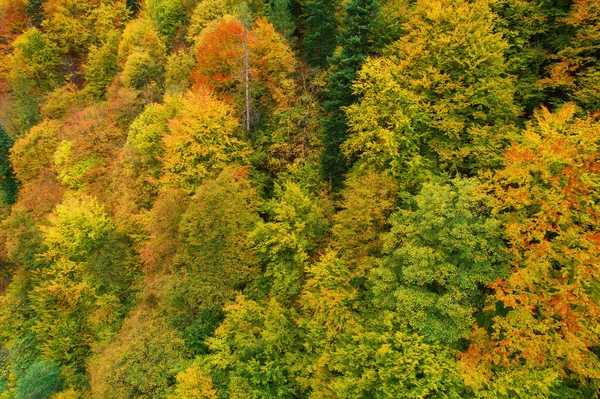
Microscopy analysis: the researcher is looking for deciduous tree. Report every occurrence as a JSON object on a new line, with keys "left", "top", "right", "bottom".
{"left": 461, "top": 105, "right": 600, "bottom": 397}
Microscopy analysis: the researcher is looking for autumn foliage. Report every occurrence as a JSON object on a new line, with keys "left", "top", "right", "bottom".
{"left": 0, "top": 0, "right": 599, "bottom": 397}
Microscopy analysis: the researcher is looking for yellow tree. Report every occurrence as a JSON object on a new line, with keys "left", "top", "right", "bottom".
{"left": 344, "top": 0, "right": 519, "bottom": 189}
{"left": 461, "top": 105, "right": 600, "bottom": 397}
{"left": 161, "top": 90, "right": 249, "bottom": 194}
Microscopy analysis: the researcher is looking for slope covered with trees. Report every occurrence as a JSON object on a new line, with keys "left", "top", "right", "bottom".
{"left": 0, "top": 0, "right": 598, "bottom": 397}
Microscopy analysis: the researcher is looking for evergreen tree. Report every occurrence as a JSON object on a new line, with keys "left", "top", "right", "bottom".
{"left": 266, "top": 0, "right": 297, "bottom": 45}
{"left": 300, "top": 0, "right": 337, "bottom": 67}
{"left": 0, "top": 126, "right": 18, "bottom": 205}
{"left": 321, "top": 0, "right": 379, "bottom": 188}
{"left": 26, "top": 0, "right": 45, "bottom": 27}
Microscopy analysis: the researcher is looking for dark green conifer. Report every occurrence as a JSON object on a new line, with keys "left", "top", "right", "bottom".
{"left": 300, "top": 0, "right": 338, "bottom": 67}
{"left": 321, "top": 0, "right": 379, "bottom": 188}
{"left": 0, "top": 126, "right": 18, "bottom": 206}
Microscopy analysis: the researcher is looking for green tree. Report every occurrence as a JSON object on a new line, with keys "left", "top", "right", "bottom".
{"left": 84, "top": 31, "right": 120, "bottom": 99}
{"left": 26, "top": 0, "right": 45, "bottom": 27}
{"left": 300, "top": 0, "right": 337, "bottom": 67}
{"left": 250, "top": 181, "right": 328, "bottom": 302}
{"left": 321, "top": 0, "right": 379, "bottom": 188}
{"left": 373, "top": 178, "right": 507, "bottom": 344}
{"left": 14, "top": 361, "right": 62, "bottom": 399}
{"left": 541, "top": 0, "right": 600, "bottom": 112}
{"left": 166, "top": 167, "right": 260, "bottom": 347}
{"left": 144, "top": 0, "right": 186, "bottom": 43}
{"left": 118, "top": 94, "right": 183, "bottom": 215}
{"left": 0, "top": 126, "right": 18, "bottom": 206}
{"left": 29, "top": 194, "right": 134, "bottom": 387}
{"left": 492, "top": 0, "right": 572, "bottom": 114}
{"left": 186, "top": 0, "right": 229, "bottom": 45}
{"left": 164, "top": 50, "right": 195, "bottom": 93}
{"left": 329, "top": 326, "right": 471, "bottom": 398}
{"left": 202, "top": 295, "right": 305, "bottom": 398}
{"left": 3, "top": 28, "right": 60, "bottom": 134}
{"left": 299, "top": 250, "right": 360, "bottom": 396}
{"left": 117, "top": 17, "right": 167, "bottom": 92}
{"left": 300, "top": 253, "right": 471, "bottom": 398}
{"left": 265, "top": 0, "right": 296, "bottom": 45}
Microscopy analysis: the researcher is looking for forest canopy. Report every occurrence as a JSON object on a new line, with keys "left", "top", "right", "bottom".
{"left": 0, "top": 0, "right": 599, "bottom": 397}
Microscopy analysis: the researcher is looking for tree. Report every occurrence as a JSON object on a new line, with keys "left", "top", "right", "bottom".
{"left": 138, "top": 188, "right": 188, "bottom": 273}
{"left": 191, "top": 16, "right": 298, "bottom": 129}
{"left": 332, "top": 329, "right": 471, "bottom": 398}
{"left": 166, "top": 167, "right": 261, "bottom": 341}
{"left": 144, "top": 0, "right": 186, "bottom": 43}
{"left": 9, "top": 120, "right": 61, "bottom": 184}
{"left": 344, "top": 0, "right": 519, "bottom": 190}
{"left": 50, "top": 105, "right": 124, "bottom": 193}
{"left": 89, "top": 307, "right": 187, "bottom": 398}
{"left": 8, "top": 121, "right": 64, "bottom": 215}
{"left": 26, "top": 0, "right": 45, "bottom": 27}
{"left": 492, "top": 0, "right": 572, "bottom": 114}
{"left": 117, "top": 18, "right": 167, "bottom": 92}
{"left": 330, "top": 167, "right": 397, "bottom": 280}
{"left": 40, "top": 83, "right": 82, "bottom": 120}
{"left": 84, "top": 31, "right": 120, "bottom": 99}
{"left": 119, "top": 94, "right": 183, "bottom": 213}
{"left": 250, "top": 181, "right": 328, "bottom": 301}
{"left": 41, "top": 194, "right": 113, "bottom": 262}
{"left": 40, "top": 0, "right": 129, "bottom": 59}
{"left": 321, "top": 0, "right": 379, "bottom": 188}
{"left": 161, "top": 90, "right": 249, "bottom": 194}
{"left": 300, "top": 0, "right": 337, "bottom": 67}
{"left": 190, "top": 16, "right": 245, "bottom": 100}
{"left": 41, "top": 0, "right": 97, "bottom": 56}
{"left": 461, "top": 105, "right": 600, "bottom": 397}
{"left": 265, "top": 0, "right": 296, "bottom": 45}
{"left": 1, "top": 207, "right": 48, "bottom": 270}
{"left": 300, "top": 253, "right": 472, "bottom": 398}
{"left": 0, "top": 0, "right": 28, "bottom": 54}
{"left": 164, "top": 50, "right": 195, "bottom": 93}
{"left": 186, "top": 0, "right": 229, "bottom": 45}
{"left": 14, "top": 361, "right": 62, "bottom": 399}
{"left": 298, "top": 249, "right": 360, "bottom": 396}
{"left": 373, "top": 178, "right": 507, "bottom": 344}
{"left": 170, "top": 363, "right": 218, "bottom": 399}
{"left": 2, "top": 28, "right": 60, "bottom": 134}
{"left": 29, "top": 194, "right": 133, "bottom": 387}
{"left": 29, "top": 259, "right": 118, "bottom": 387}
{"left": 201, "top": 295, "right": 305, "bottom": 398}
{"left": 0, "top": 126, "right": 18, "bottom": 206}
{"left": 541, "top": 0, "right": 600, "bottom": 112}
